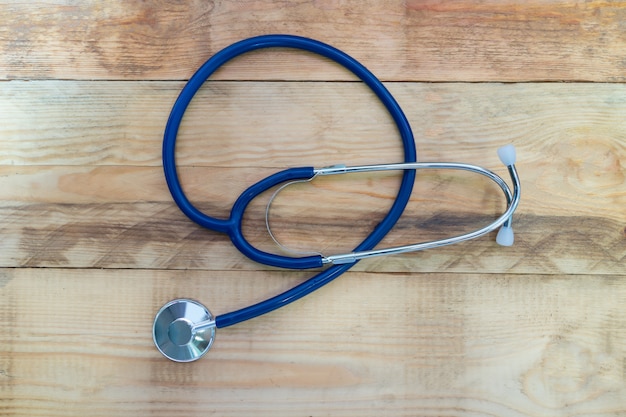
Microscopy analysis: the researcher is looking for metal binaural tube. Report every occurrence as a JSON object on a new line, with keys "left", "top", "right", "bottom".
{"left": 319, "top": 162, "right": 520, "bottom": 265}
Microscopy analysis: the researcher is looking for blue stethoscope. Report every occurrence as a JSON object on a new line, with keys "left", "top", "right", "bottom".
{"left": 153, "top": 35, "right": 521, "bottom": 362}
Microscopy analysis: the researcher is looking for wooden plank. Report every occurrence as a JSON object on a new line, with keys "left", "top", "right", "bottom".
{"left": 1, "top": 81, "right": 624, "bottom": 273}
{"left": 2, "top": 80, "right": 626, "bottom": 168}
{"left": 1, "top": 268, "right": 625, "bottom": 416}
{"left": 0, "top": 80, "right": 174, "bottom": 166}
{"left": 3, "top": 1, "right": 625, "bottom": 416}
{"left": 1, "top": 1, "right": 626, "bottom": 82}
{"left": 0, "top": 165, "right": 624, "bottom": 274}
{"left": 0, "top": 79, "right": 407, "bottom": 167}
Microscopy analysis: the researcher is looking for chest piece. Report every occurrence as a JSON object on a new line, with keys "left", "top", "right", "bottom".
{"left": 153, "top": 299, "right": 216, "bottom": 362}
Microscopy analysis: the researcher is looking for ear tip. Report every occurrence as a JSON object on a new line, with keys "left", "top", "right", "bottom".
{"left": 496, "top": 226, "right": 514, "bottom": 246}
{"left": 497, "top": 144, "right": 517, "bottom": 166}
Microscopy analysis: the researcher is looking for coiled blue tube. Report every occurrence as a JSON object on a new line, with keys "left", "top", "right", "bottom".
{"left": 162, "top": 34, "right": 416, "bottom": 328}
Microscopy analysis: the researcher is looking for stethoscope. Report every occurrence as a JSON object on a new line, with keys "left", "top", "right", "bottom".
{"left": 153, "top": 35, "right": 521, "bottom": 362}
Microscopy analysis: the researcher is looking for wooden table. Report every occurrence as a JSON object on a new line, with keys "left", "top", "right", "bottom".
{"left": 1, "top": 2, "right": 625, "bottom": 416}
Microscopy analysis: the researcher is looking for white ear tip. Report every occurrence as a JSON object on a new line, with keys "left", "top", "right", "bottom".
{"left": 497, "top": 144, "right": 516, "bottom": 166}
{"left": 496, "top": 225, "right": 514, "bottom": 246}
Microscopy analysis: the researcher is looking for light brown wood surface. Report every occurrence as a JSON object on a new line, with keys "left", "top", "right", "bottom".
{"left": 1, "top": 1, "right": 625, "bottom": 416}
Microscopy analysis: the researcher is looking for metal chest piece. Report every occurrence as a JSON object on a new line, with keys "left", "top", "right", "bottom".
{"left": 153, "top": 299, "right": 216, "bottom": 362}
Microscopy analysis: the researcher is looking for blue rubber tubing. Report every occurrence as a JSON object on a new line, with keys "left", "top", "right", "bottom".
{"left": 162, "top": 34, "right": 417, "bottom": 328}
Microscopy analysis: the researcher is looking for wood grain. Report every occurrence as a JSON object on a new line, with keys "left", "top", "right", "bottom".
{"left": 2, "top": 1, "right": 626, "bottom": 82}
{"left": 2, "top": 1, "right": 626, "bottom": 416}
{"left": 1, "top": 269, "right": 625, "bottom": 416}
{"left": 1, "top": 81, "right": 624, "bottom": 273}
{"left": 0, "top": 168, "right": 624, "bottom": 274}
{"left": 3, "top": 81, "right": 625, "bottom": 169}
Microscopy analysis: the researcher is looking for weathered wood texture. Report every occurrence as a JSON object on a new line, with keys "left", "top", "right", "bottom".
{"left": 1, "top": 1, "right": 625, "bottom": 416}
{"left": 2, "top": 1, "right": 626, "bottom": 81}
{"left": 1, "top": 81, "right": 624, "bottom": 274}
{"left": 1, "top": 269, "right": 625, "bottom": 416}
